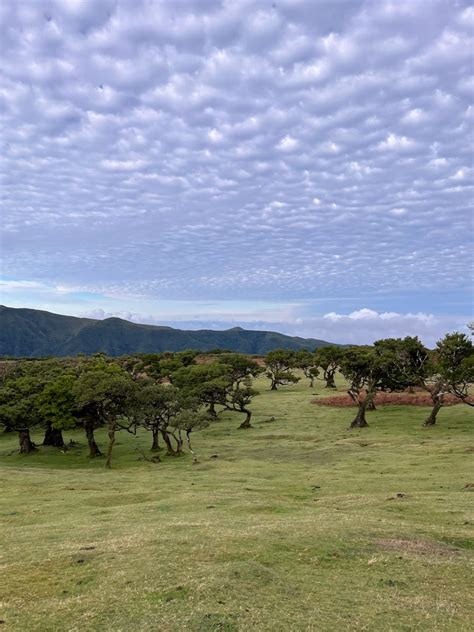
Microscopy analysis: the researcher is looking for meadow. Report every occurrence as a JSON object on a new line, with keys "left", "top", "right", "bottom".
{"left": 1, "top": 374, "right": 473, "bottom": 631}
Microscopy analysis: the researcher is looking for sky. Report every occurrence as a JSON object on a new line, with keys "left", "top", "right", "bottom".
{"left": 1, "top": 0, "right": 473, "bottom": 346}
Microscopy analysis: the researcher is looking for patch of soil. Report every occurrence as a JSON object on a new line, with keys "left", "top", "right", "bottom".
{"left": 375, "top": 538, "right": 459, "bottom": 556}
{"left": 313, "top": 391, "right": 472, "bottom": 407}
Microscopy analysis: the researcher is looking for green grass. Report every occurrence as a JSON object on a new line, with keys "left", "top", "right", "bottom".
{"left": 1, "top": 375, "right": 473, "bottom": 631}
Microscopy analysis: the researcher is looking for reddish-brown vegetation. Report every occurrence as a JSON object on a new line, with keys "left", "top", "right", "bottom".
{"left": 313, "top": 391, "right": 472, "bottom": 407}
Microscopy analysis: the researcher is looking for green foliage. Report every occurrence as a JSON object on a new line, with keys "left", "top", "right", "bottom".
{"left": 265, "top": 350, "right": 300, "bottom": 390}
{"left": 294, "top": 350, "right": 319, "bottom": 386}
{"left": 314, "top": 346, "right": 343, "bottom": 388}
{"left": 216, "top": 353, "right": 263, "bottom": 382}
{"left": 435, "top": 332, "right": 474, "bottom": 403}
{"left": 38, "top": 373, "right": 78, "bottom": 432}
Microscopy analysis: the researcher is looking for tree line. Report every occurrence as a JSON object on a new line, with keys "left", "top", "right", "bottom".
{"left": 266, "top": 333, "right": 473, "bottom": 427}
{"left": 0, "top": 332, "right": 472, "bottom": 467}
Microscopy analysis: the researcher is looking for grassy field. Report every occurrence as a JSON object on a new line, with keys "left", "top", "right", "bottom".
{"left": 1, "top": 374, "right": 473, "bottom": 631}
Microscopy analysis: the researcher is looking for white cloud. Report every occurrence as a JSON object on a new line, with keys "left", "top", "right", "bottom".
{"left": 0, "top": 0, "right": 471, "bottom": 325}
{"left": 101, "top": 159, "right": 148, "bottom": 171}
{"left": 277, "top": 135, "right": 299, "bottom": 152}
{"left": 401, "top": 108, "right": 428, "bottom": 124}
{"left": 378, "top": 133, "right": 416, "bottom": 151}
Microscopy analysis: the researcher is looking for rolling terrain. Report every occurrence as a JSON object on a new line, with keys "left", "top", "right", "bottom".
{"left": 0, "top": 374, "right": 473, "bottom": 631}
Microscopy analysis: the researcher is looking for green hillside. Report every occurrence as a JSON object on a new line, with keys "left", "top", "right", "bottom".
{"left": 0, "top": 306, "right": 334, "bottom": 357}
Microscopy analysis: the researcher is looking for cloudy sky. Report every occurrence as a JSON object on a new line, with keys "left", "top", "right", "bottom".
{"left": 1, "top": 0, "right": 473, "bottom": 345}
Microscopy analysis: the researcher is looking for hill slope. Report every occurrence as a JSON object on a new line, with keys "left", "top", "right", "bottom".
{"left": 0, "top": 305, "right": 335, "bottom": 357}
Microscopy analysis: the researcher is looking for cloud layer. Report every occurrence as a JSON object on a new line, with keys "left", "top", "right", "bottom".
{"left": 1, "top": 0, "right": 473, "bottom": 339}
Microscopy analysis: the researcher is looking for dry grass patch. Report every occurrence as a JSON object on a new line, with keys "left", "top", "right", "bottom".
{"left": 374, "top": 538, "right": 461, "bottom": 556}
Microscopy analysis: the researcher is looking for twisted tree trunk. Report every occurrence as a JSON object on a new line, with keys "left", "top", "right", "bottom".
{"left": 19, "top": 429, "right": 36, "bottom": 454}
{"left": 238, "top": 408, "right": 252, "bottom": 429}
{"left": 423, "top": 401, "right": 442, "bottom": 426}
{"left": 151, "top": 427, "right": 160, "bottom": 451}
{"left": 366, "top": 391, "right": 377, "bottom": 411}
{"left": 161, "top": 429, "right": 177, "bottom": 456}
{"left": 208, "top": 402, "right": 217, "bottom": 418}
{"left": 349, "top": 399, "right": 369, "bottom": 428}
{"left": 42, "top": 423, "right": 66, "bottom": 448}
{"left": 325, "top": 370, "right": 336, "bottom": 389}
{"left": 105, "top": 419, "right": 116, "bottom": 469}
{"left": 84, "top": 419, "right": 102, "bottom": 458}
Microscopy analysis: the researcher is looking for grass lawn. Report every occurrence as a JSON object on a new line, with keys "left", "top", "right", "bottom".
{"left": 1, "top": 375, "right": 473, "bottom": 631}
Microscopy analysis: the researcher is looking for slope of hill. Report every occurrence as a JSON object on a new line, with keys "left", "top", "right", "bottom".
{"left": 0, "top": 305, "right": 335, "bottom": 357}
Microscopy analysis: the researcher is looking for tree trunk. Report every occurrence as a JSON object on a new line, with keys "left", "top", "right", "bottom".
{"left": 349, "top": 400, "right": 369, "bottom": 428}
{"left": 19, "top": 429, "right": 36, "bottom": 454}
{"left": 151, "top": 427, "right": 160, "bottom": 451}
{"left": 270, "top": 379, "right": 278, "bottom": 390}
{"left": 176, "top": 430, "right": 184, "bottom": 455}
{"left": 42, "top": 423, "right": 66, "bottom": 448}
{"left": 161, "top": 429, "right": 177, "bottom": 456}
{"left": 423, "top": 401, "right": 442, "bottom": 427}
{"left": 84, "top": 419, "right": 102, "bottom": 458}
{"left": 208, "top": 402, "right": 217, "bottom": 418}
{"left": 105, "top": 419, "right": 116, "bottom": 469}
{"left": 325, "top": 371, "right": 336, "bottom": 389}
{"left": 238, "top": 409, "right": 252, "bottom": 429}
{"left": 366, "top": 391, "right": 377, "bottom": 411}
{"left": 348, "top": 388, "right": 358, "bottom": 404}
{"left": 186, "top": 430, "right": 198, "bottom": 464}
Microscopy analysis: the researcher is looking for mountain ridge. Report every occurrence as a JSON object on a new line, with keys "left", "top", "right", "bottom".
{"left": 0, "top": 305, "right": 336, "bottom": 357}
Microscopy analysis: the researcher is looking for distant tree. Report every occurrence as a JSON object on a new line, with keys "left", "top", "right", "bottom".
{"left": 173, "top": 357, "right": 260, "bottom": 429}
{"left": 339, "top": 347, "right": 377, "bottom": 428}
{"left": 339, "top": 340, "right": 420, "bottom": 428}
{"left": 373, "top": 336, "right": 430, "bottom": 393}
{"left": 173, "top": 363, "right": 230, "bottom": 418}
{"left": 167, "top": 408, "right": 211, "bottom": 463}
{"left": 216, "top": 354, "right": 263, "bottom": 383}
{"left": 38, "top": 372, "right": 78, "bottom": 449}
{"left": 0, "top": 369, "right": 47, "bottom": 453}
{"left": 294, "top": 351, "right": 319, "bottom": 387}
{"left": 74, "top": 360, "right": 138, "bottom": 467}
{"left": 314, "top": 346, "right": 342, "bottom": 389}
{"left": 128, "top": 350, "right": 198, "bottom": 384}
{"left": 421, "top": 333, "right": 474, "bottom": 426}
{"left": 265, "top": 350, "right": 300, "bottom": 391}
{"left": 135, "top": 383, "right": 183, "bottom": 455}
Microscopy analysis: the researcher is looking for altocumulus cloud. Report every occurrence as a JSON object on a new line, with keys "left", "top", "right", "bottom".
{"left": 0, "top": 0, "right": 473, "bottom": 343}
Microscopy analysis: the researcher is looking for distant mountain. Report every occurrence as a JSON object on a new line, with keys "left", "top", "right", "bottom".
{"left": 0, "top": 305, "right": 336, "bottom": 357}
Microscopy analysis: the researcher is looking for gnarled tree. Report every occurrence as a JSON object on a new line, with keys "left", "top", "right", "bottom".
{"left": 315, "top": 346, "right": 342, "bottom": 389}
{"left": 294, "top": 351, "right": 319, "bottom": 388}
{"left": 265, "top": 350, "right": 300, "bottom": 391}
